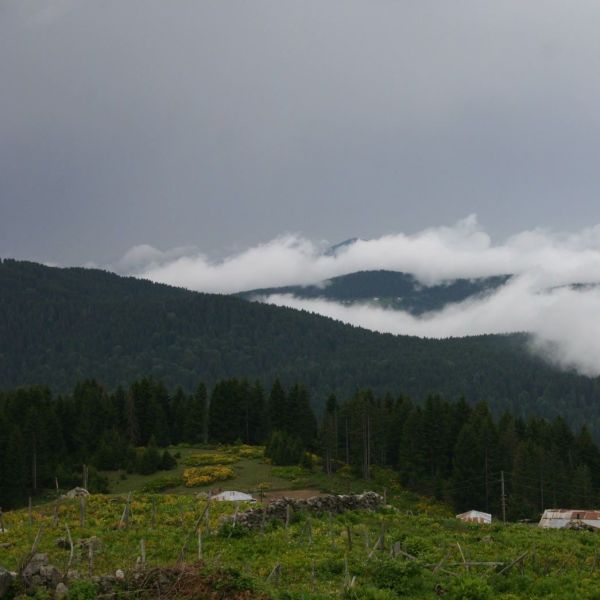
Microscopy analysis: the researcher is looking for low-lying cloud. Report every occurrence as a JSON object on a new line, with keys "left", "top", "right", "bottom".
{"left": 118, "top": 216, "right": 600, "bottom": 376}
{"left": 261, "top": 282, "right": 600, "bottom": 377}
{"left": 121, "top": 215, "right": 600, "bottom": 292}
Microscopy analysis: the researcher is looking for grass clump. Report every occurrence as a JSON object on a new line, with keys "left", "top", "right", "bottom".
{"left": 141, "top": 475, "right": 182, "bottom": 493}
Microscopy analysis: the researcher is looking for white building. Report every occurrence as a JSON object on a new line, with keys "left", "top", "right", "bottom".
{"left": 211, "top": 491, "right": 256, "bottom": 503}
{"left": 456, "top": 510, "right": 492, "bottom": 524}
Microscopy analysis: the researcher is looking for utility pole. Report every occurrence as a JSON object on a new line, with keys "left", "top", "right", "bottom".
{"left": 500, "top": 470, "right": 507, "bottom": 523}
{"left": 345, "top": 418, "right": 350, "bottom": 465}
{"left": 484, "top": 451, "right": 489, "bottom": 513}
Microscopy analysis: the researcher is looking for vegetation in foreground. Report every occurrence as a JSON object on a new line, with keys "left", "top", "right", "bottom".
{"left": 1, "top": 460, "right": 600, "bottom": 599}
{"left": 0, "top": 488, "right": 600, "bottom": 600}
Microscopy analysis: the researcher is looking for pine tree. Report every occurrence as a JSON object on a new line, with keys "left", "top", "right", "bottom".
{"left": 184, "top": 383, "right": 207, "bottom": 443}
{"left": 268, "top": 379, "right": 287, "bottom": 432}
{"left": 287, "top": 383, "right": 317, "bottom": 448}
{"left": 452, "top": 423, "right": 485, "bottom": 512}
{"left": 3, "top": 427, "right": 27, "bottom": 508}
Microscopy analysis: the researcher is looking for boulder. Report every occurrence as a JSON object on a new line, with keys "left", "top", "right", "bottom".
{"left": 55, "top": 582, "right": 69, "bottom": 599}
{"left": 62, "top": 487, "right": 90, "bottom": 499}
{"left": 0, "top": 566, "right": 14, "bottom": 598}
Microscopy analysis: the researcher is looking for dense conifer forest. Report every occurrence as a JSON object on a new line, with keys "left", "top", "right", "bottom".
{"left": 2, "top": 377, "right": 599, "bottom": 522}
{"left": 239, "top": 269, "right": 510, "bottom": 314}
{"left": 3, "top": 259, "right": 600, "bottom": 438}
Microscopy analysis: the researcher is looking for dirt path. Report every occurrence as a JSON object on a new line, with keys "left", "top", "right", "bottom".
{"left": 262, "top": 488, "right": 321, "bottom": 502}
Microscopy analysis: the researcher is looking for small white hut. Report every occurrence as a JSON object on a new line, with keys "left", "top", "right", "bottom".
{"left": 211, "top": 491, "right": 255, "bottom": 503}
{"left": 456, "top": 510, "right": 492, "bottom": 524}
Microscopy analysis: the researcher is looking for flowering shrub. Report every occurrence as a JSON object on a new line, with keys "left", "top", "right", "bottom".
{"left": 182, "top": 453, "right": 238, "bottom": 466}
{"left": 182, "top": 465, "right": 235, "bottom": 487}
{"left": 236, "top": 445, "right": 265, "bottom": 459}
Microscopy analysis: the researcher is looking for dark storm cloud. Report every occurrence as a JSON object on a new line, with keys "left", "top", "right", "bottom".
{"left": 3, "top": 0, "right": 600, "bottom": 264}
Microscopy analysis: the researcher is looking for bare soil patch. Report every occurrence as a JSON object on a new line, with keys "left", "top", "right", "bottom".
{"left": 262, "top": 488, "right": 320, "bottom": 502}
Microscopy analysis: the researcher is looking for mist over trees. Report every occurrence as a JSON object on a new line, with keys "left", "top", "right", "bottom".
{"left": 4, "top": 259, "right": 600, "bottom": 440}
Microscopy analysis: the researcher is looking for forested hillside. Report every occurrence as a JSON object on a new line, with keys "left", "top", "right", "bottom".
{"left": 2, "top": 259, "right": 600, "bottom": 435}
{"left": 2, "top": 378, "right": 599, "bottom": 520}
{"left": 239, "top": 270, "right": 510, "bottom": 314}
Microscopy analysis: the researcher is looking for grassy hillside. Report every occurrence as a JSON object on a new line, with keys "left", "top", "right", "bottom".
{"left": 1, "top": 453, "right": 599, "bottom": 600}
{"left": 239, "top": 270, "right": 510, "bottom": 315}
{"left": 3, "top": 259, "right": 600, "bottom": 435}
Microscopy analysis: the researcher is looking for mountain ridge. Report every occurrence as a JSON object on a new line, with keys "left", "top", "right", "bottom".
{"left": 2, "top": 258, "right": 600, "bottom": 436}
{"left": 238, "top": 269, "right": 511, "bottom": 314}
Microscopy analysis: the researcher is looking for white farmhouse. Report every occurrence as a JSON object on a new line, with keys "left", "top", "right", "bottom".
{"left": 456, "top": 510, "right": 492, "bottom": 524}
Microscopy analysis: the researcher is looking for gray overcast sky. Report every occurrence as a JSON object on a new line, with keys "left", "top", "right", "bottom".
{"left": 3, "top": 0, "right": 600, "bottom": 266}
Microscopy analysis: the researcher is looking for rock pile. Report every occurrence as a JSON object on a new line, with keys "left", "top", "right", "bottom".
{"left": 21, "top": 553, "right": 62, "bottom": 592}
{"left": 223, "top": 491, "right": 382, "bottom": 529}
{"left": 0, "top": 566, "right": 15, "bottom": 598}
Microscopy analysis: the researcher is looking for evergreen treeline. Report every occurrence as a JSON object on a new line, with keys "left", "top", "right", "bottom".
{"left": 4, "top": 259, "right": 600, "bottom": 439}
{"left": 323, "top": 392, "right": 600, "bottom": 520}
{"left": 0, "top": 378, "right": 317, "bottom": 509}
{"left": 2, "top": 376, "right": 600, "bottom": 522}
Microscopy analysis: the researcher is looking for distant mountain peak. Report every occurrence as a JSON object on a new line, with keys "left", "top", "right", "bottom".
{"left": 324, "top": 238, "right": 360, "bottom": 256}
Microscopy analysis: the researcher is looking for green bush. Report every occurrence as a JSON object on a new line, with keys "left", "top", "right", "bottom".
{"left": 219, "top": 521, "right": 251, "bottom": 538}
{"left": 28, "top": 589, "right": 52, "bottom": 600}
{"left": 448, "top": 577, "right": 493, "bottom": 600}
{"left": 141, "top": 475, "right": 182, "bottom": 493}
{"left": 265, "top": 430, "right": 304, "bottom": 466}
{"left": 67, "top": 580, "right": 98, "bottom": 600}
{"left": 370, "top": 558, "right": 422, "bottom": 596}
{"left": 343, "top": 586, "right": 398, "bottom": 600}
{"left": 161, "top": 450, "right": 177, "bottom": 470}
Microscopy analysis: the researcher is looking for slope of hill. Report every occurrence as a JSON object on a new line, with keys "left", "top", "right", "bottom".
{"left": 1, "top": 259, "right": 600, "bottom": 434}
{"left": 2, "top": 465, "right": 599, "bottom": 600}
{"left": 238, "top": 270, "right": 510, "bottom": 314}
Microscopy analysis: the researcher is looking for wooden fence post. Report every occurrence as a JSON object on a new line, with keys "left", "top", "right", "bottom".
{"left": 88, "top": 541, "right": 94, "bottom": 577}
{"left": 64, "top": 523, "right": 74, "bottom": 576}
{"left": 119, "top": 492, "right": 132, "bottom": 529}
{"left": 198, "top": 529, "right": 203, "bottom": 561}
{"left": 344, "top": 554, "right": 351, "bottom": 587}
{"left": 267, "top": 563, "right": 281, "bottom": 585}
{"left": 79, "top": 496, "right": 86, "bottom": 528}
{"left": 140, "top": 538, "right": 146, "bottom": 568}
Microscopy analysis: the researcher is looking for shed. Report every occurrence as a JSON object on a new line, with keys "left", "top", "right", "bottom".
{"left": 538, "top": 509, "right": 600, "bottom": 529}
{"left": 211, "top": 491, "right": 255, "bottom": 503}
{"left": 456, "top": 510, "right": 492, "bottom": 524}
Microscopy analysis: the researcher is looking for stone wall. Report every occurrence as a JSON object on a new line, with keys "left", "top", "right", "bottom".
{"left": 223, "top": 491, "right": 383, "bottom": 529}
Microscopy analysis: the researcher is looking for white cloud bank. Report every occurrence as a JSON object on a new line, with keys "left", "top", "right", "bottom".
{"left": 121, "top": 215, "right": 600, "bottom": 292}
{"left": 117, "top": 216, "right": 600, "bottom": 376}
{"left": 262, "top": 283, "right": 600, "bottom": 377}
